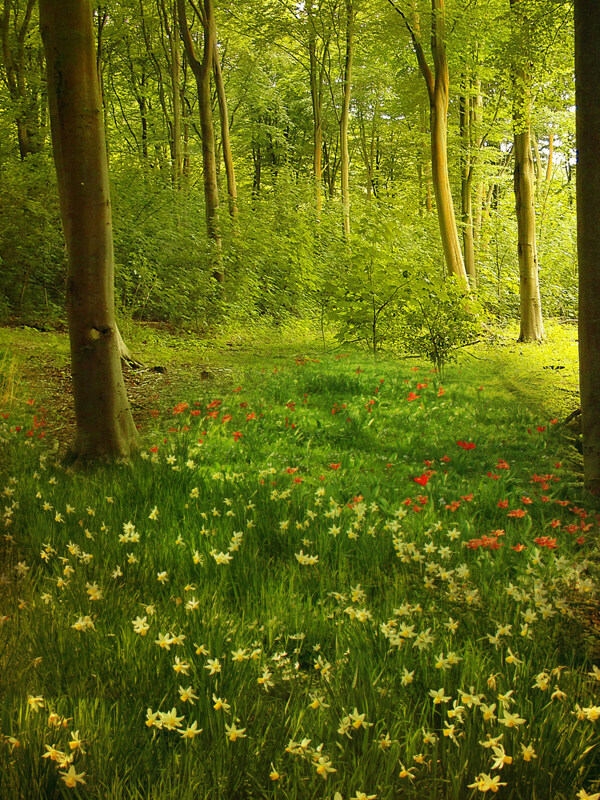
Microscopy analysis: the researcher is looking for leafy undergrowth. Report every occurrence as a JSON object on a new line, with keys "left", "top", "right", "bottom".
{"left": 0, "top": 345, "right": 598, "bottom": 800}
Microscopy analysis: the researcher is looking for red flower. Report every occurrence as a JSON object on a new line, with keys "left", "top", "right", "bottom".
{"left": 286, "top": 467, "right": 298, "bottom": 474}
{"left": 417, "top": 495, "right": 428, "bottom": 505}
{"left": 207, "top": 399, "right": 222, "bottom": 409}
{"left": 497, "top": 499, "right": 509, "bottom": 508}
{"left": 549, "top": 519, "right": 561, "bottom": 528}
{"left": 407, "top": 392, "right": 420, "bottom": 401}
{"left": 417, "top": 382, "right": 428, "bottom": 389}
{"left": 173, "top": 402, "right": 189, "bottom": 414}
{"left": 26, "top": 398, "right": 35, "bottom": 405}
{"left": 232, "top": 431, "right": 243, "bottom": 441}
{"left": 286, "top": 402, "right": 296, "bottom": 410}
{"left": 293, "top": 477, "right": 302, "bottom": 484}
{"left": 441, "top": 455, "right": 451, "bottom": 463}
{"left": 511, "top": 544, "right": 527, "bottom": 552}
{"left": 329, "top": 462, "right": 341, "bottom": 470}
{"left": 438, "top": 386, "right": 445, "bottom": 397}
{"left": 222, "top": 414, "right": 232, "bottom": 423}
{"left": 487, "top": 472, "right": 500, "bottom": 480}
{"left": 206, "top": 411, "right": 219, "bottom": 419}
{"left": 534, "top": 536, "right": 557, "bottom": 549}
{"left": 149, "top": 446, "right": 159, "bottom": 453}
{"left": 233, "top": 386, "right": 242, "bottom": 393}
{"left": 536, "top": 425, "right": 546, "bottom": 432}
{"left": 550, "top": 418, "right": 558, "bottom": 424}
{"left": 507, "top": 508, "right": 527, "bottom": 518}
{"left": 246, "top": 412, "right": 256, "bottom": 421}
{"left": 521, "top": 496, "right": 533, "bottom": 505}
{"left": 445, "top": 500, "right": 461, "bottom": 512}
{"left": 491, "top": 529, "right": 505, "bottom": 537}
{"left": 414, "top": 473, "right": 430, "bottom": 487}
{"left": 461, "top": 493, "right": 474, "bottom": 502}
{"left": 457, "top": 440, "right": 476, "bottom": 450}
{"left": 496, "top": 459, "right": 510, "bottom": 470}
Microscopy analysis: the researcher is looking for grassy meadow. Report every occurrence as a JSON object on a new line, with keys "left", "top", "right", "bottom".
{"left": 0, "top": 321, "right": 598, "bottom": 799}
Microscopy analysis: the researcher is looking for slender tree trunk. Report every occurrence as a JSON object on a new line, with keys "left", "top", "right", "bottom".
{"left": 391, "top": 0, "right": 468, "bottom": 285}
{"left": 177, "top": 0, "right": 222, "bottom": 281}
{"left": 213, "top": 41, "right": 238, "bottom": 218}
{"left": 545, "top": 130, "right": 554, "bottom": 183}
{"left": 40, "top": 0, "right": 138, "bottom": 463}
{"left": 165, "top": 1, "right": 183, "bottom": 185}
{"left": 2, "top": 0, "right": 42, "bottom": 159}
{"left": 575, "top": 0, "right": 600, "bottom": 493}
{"left": 430, "top": 0, "right": 467, "bottom": 284}
{"left": 459, "top": 88, "right": 476, "bottom": 287}
{"left": 308, "top": 2, "right": 325, "bottom": 219}
{"left": 510, "top": 0, "right": 544, "bottom": 342}
{"left": 340, "top": 0, "right": 353, "bottom": 238}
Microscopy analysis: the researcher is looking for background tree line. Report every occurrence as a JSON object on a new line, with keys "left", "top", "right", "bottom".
{"left": 0, "top": 0, "right": 575, "bottom": 343}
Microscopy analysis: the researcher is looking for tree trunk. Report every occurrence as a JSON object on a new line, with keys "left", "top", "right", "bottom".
{"left": 177, "top": 0, "right": 222, "bottom": 281}
{"left": 459, "top": 89, "right": 476, "bottom": 287}
{"left": 40, "top": 0, "right": 138, "bottom": 463}
{"left": 545, "top": 130, "right": 554, "bottom": 183}
{"left": 391, "top": 0, "right": 468, "bottom": 285}
{"left": 308, "top": 1, "right": 325, "bottom": 219}
{"left": 575, "top": 0, "right": 600, "bottom": 493}
{"left": 2, "top": 0, "right": 43, "bottom": 159}
{"left": 340, "top": 0, "right": 353, "bottom": 238}
{"left": 213, "top": 41, "right": 238, "bottom": 218}
{"left": 160, "top": 0, "right": 183, "bottom": 185}
{"left": 510, "top": 0, "right": 544, "bottom": 342}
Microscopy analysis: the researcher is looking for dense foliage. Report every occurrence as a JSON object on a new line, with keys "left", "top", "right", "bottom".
{"left": 0, "top": 0, "right": 576, "bottom": 356}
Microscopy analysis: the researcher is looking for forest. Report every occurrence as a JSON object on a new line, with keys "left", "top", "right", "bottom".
{"left": 0, "top": 0, "right": 600, "bottom": 798}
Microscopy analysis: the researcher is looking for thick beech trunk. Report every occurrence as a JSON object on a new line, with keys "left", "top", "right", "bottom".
{"left": 40, "top": 0, "right": 138, "bottom": 462}
{"left": 178, "top": 0, "right": 222, "bottom": 281}
{"left": 213, "top": 42, "right": 238, "bottom": 218}
{"left": 340, "top": 0, "right": 353, "bottom": 238}
{"left": 575, "top": 0, "right": 600, "bottom": 493}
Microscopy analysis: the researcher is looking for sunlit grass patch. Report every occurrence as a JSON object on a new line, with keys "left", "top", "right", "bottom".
{"left": 0, "top": 350, "right": 598, "bottom": 799}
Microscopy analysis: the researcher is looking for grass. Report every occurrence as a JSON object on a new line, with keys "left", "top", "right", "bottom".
{"left": 0, "top": 320, "right": 598, "bottom": 799}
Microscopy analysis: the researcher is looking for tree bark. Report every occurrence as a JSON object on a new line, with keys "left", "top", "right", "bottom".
{"left": 2, "top": 0, "right": 43, "bottom": 159}
{"left": 177, "top": 0, "right": 223, "bottom": 281}
{"left": 390, "top": 0, "right": 468, "bottom": 285}
{"left": 213, "top": 41, "right": 238, "bottom": 218}
{"left": 510, "top": 0, "right": 544, "bottom": 342}
{"left": 575, "top": 0, "right": 600, "bottom": 493}
{"left": 40, "top": 0, "right": 138, "bottom": 463}
{"left": 340, "top": 0, "right": 353, "bottom": 238}
{"left": 459, "top": 87, "right": 476, "bottom": 287}
{"left": 308, "top": 1, "right": 326, "bottom": 219}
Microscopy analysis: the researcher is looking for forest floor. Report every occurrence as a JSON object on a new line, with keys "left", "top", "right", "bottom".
{"left": 0, "top": 316, "right": 582, "bottom": 455}
{"left": 1, "top": 316, "right": 599, "bottom": 800}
